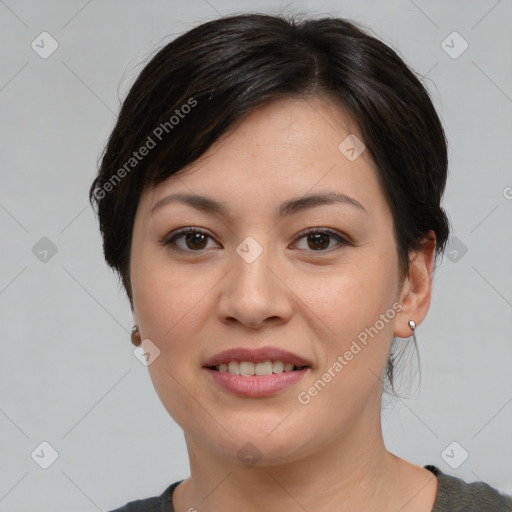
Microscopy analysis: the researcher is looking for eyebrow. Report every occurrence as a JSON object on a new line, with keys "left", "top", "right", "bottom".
{"left": 150, "top": 191, "right": 368, "bottom": 218}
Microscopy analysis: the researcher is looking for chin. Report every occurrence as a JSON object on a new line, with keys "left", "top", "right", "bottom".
{"left": 193, "top": 416, "right": 316, "bottom": 467}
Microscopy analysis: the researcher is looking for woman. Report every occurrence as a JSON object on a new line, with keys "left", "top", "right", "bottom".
{"left": 89, "top": 13, "right": 512, "bottom": 512}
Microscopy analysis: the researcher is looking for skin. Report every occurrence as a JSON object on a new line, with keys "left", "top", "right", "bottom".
{"left": 129, "top": 96, "right": 439, "bottom": 512}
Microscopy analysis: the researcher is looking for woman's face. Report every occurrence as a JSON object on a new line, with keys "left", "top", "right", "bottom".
{"left": 130, "top": 97, "right": 424, "bottom": 465}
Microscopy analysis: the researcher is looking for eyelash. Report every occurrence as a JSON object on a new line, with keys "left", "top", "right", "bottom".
{"left": 160, "top": 226, "right": 350, "bottom": 255}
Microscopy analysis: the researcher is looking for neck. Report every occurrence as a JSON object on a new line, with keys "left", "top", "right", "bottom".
{"left": 173, "top": 401, "right": 417, "bottom": 512}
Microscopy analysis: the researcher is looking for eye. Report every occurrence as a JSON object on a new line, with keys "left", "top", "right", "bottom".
{"left": 293, "top": 228, "right": 349, "bottom": 253}
{"left": 161, "top": 227, "right": 350, "bottom": 254}
{"left": 161, "top": 227, "right": 218, "bottom": 253}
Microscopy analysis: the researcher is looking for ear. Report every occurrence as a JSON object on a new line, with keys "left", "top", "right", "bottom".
{"left": 131, "top": 295, "right": 138, "bottom": 327}
{"left": 394, "top": 231, "right": 436, "bottom": 338}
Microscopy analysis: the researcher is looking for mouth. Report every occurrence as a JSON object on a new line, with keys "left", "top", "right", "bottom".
{"left": 205, "top": 361, "right": 311, "bottom": 376}
{"left": 203, "top": 364, "right": 311, "bottom": 398}
{"left": 203, "top": 346, "right": 312, "bottom": 375}
{"left": 202, "top": 346, "right": 312, "bottom": 397}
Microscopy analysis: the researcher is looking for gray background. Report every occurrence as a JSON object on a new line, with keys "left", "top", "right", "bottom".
{"left": 0, "top": 0, "right": 511, "bottom": 510}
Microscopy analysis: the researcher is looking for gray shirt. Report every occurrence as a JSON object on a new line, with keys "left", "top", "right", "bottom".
{"left": 108, "top": 465, "right": 512, "bottom": 511}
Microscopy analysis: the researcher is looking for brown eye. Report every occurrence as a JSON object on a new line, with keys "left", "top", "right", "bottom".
{"left": 162, "top": 227, "right": 348, "bottom": 255}
{"left": 294, "top": 229, "right": 349, "bottom": 253}
{"left": 306, "top": 232, "right": 330, "bottom": 250}
{"left": 182, "top": 232, "right": 208, "bottom": 250}
{"left": 163, "top": 228, "right": 217, "bottom": 253}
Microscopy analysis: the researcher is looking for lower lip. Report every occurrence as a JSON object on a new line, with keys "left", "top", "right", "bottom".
{"left": 203, "top": 368, "right": 309, "bottom": 397}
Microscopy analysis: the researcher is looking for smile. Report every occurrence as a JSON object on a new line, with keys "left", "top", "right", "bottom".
{"left": 210, "top": 361, "right": 309, "bottom": 376}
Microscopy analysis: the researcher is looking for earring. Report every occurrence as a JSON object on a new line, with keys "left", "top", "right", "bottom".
{"left": 408, "top": 320, "right": 416, "bottom": 331}
{"left": 131, "top": 324, "right": 142, "bottom": 346}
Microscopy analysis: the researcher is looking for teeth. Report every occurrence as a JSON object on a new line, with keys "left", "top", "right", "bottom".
{"left": 239, "top": 361, "right": 255, "bottom": 376}
{"left": 272, "top": 361, "right": 284, "bottom": 374}
{"left": 228, "top": 361, "right": 239, "bottom": 375}
{"left": 255, "top": 361, "right": 273, "bottom": 375}
{"left": 216, "top": 360, "right": 305, "bottom": 376}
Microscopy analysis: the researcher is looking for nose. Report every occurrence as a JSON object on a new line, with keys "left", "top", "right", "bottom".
{"left": 216, "top": 242, "right": 294, "bottom": 329}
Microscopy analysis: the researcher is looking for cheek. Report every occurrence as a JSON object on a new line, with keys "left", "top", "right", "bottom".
{"left": 296, "top": 253, "right": 399, "bottom": 410}
{"left": 293, "top": 248, "right": 398, "bottom": 339}
{"left": 132, "top": 262, "right": 218, "bottom": 432}
{"left": 132, "top": 258, "right": 214, "bottom": 349}
{"left": 292, "top": 266, "right": 397, "bottom": 431}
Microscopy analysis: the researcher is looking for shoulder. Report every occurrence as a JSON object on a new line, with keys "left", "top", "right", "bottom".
{"left": 106, "top": 480, "right": 182, "bottom": 512}
{"left": 425, "top": 465, "right": 512, "bottom": 512}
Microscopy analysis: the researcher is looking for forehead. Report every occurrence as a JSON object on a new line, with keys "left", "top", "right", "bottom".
{"left": 185, "top": 96, "right": 365, "bottom": 169}
{"left": 140, "top": 96, "right": 386, "bottom": 219}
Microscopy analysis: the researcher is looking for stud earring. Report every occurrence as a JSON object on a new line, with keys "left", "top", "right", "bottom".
{"left": 408, "top": 320, "right": 416, "bottom": 331}
{"left": 131, "top": 324, "right": 142, "bottom": 346}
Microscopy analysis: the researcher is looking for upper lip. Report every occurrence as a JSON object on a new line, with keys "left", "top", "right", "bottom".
{"left": 203, "top": 346, "right": 311, "bottom": 367}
